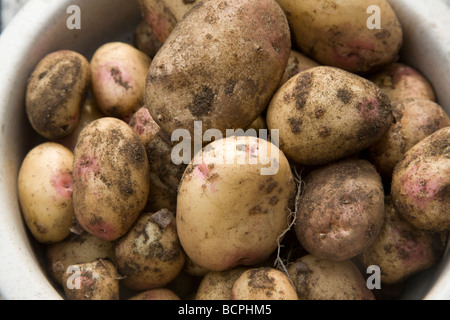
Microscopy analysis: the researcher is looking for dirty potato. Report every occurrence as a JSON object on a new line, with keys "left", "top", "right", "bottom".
{"left": 276, "top": 0, "right": 403, "bottom": 74}
{"left": 295, "top": 159, "right": 385, "bottom": 261}
{"left": 90, "top": 42, "right": 151, "bottom": 121}
{"left": 56, "top": 98, "right": 106, "bottom": 151}
{"left": 137, "top": 0, "right": 199, "bottom": 43}
{"left": 62, "top": 259, "right": 119, "bottom": 300}
{"left": 391, "top": 127, "right": 450, "bottom": 232}
{"left": 18, "top": 142, "right": 75, "bottom": 243}
{"left": 146, "top": 0, "right": 291, "bottom": 137}
{"left": 72, "top": 117, "right": 150, "bottom": 241}
{"left": 267, "top": 66, "right": 393, "bottom": 166}
{"left": 46, "top": 232, "right": 115, "bottom": 286}
{"left": 278, "top": 49, "right": 320, "bottom": 88}
{"left": 133, "top": 20, "right": 163, "bottom": 58}
{"left": 195, "top": 267, "right": 247, "bottom": 300}
{"left": 369, "top": 98, "right": 450, "bottom": 179}
{"left": 288, "top": 254, "right": 375, "bottom": 300}
{"left": 26, "top": 50, "right": 91, "bottom": 140}
{"left": 357, "top": 196, "right": 446, "bottom": 284}
{"left": 231, "top": 267, "right": 298, "bottom": 300}
{"left": 114, "top": 210, "right": 185, "bottom": 291}
{"left": 176, "top": 135, "right": 296, "bottom": 271}
{"left": 129, "top": 107, "right": 186, "bottom": 212}
{"left": 368, "top": 62, "right": 436, "bottom": 102}
{"left": 128, "top": 288, "right": 181, "bottom": 300}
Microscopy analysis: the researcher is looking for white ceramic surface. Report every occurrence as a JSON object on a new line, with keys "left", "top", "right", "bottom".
{"left": 0, "top": 0, "right": 448, "bottom": 300}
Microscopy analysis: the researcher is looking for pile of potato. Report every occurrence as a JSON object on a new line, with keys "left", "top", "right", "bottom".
{"left": 17, "top": 0, "right": 449, "bottom": 300}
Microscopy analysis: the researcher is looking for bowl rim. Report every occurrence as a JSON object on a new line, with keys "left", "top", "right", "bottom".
{"left": 0, "top": 0, "right": 448, "bottom": 300}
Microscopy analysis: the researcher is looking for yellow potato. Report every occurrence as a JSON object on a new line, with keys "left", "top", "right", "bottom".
{"left": 46, "top": 232, "right": 115, "bottom": 286}
{"left": 25, "top": 50, "right": 91, "bottom": 140}
{"left": 128, "top": 288, "right": 181, "bottom": 300}
{"left": 62, "top": 259, "right": 119, "bottom": 300}
{"left": 90, "top": 42, "right": 151, "bottom": 121}
{"left": 176, "top": 135, "right": 296, "bottom": 271}
{"left": 287, "top": 254, "right": 375, "bottom": 300}
{"left": 114, "top": 209, "right": 185, "bottom": 291}
{"left": 18, "top": 142, "right": 75, "bottom": 243}
{"left": 267, "top": 66, "right": 393, "bottom": 166}
{"left": 231, "top": 267, "right": 298, "bottom": 300}
{"left": 72, "top": 117, "right": 150, "bottom": 241}
{"left": 195, "top": 267, "right": 247, "bottom": 300}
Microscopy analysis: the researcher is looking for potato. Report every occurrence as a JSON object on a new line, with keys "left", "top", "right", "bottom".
{"left": 295, "top": 159, "right": 385, "bottom": 261}
{"left": 176, "top": 135, "right": 296, "bottom": 271}
{"left": 267, "top": 66, "right": 393, "bottom": 166}
{"left": 278, "top": 50, "right": 320, "bottom": 88}
{"left": 90, "top": 42, "right": 151, "bottom": 121}
{"left": 146, "top": 0, "right": 291, "bottom": 137}
{"left": 287, "top": 254, "right": 375, "bottom": 300}
{"left": 231, "top": 267, "right": 298, "bottom": 300}
{"left": 369, "top": 98, "right": 450, "bottom": 179}
{"left": 62, "top": 259, "right": 119, "bottom": 300}
{"left": 72, "top": 117, "right": 150, "bottom": 241}
{"left": 195, "top": 267, "right": 247, "bottom": 300}
{"left": 128, "top": 107, "right": 186, "bottom": 212}
{"left": 25, "top": 50, "right": 91, "bottom": 140}
{"left": 368, "top": 63, "right": 436, "bottom": 102}
{"left": 128, "top": 288, "right": 181, "bottom": 300}
{"left": 391, "top": 127, "right": 450, "bottom": 232}
{"left": 137, "top": 0, "right": 199, "bottom": 43}
{"left": 114, "top": 209, "right": 185, "bottom": 291}
{"left": 357, "top": 196, "right": 446, "bottom": 284}
{"left": 46, "top": 232, "right": 115, "bottom": 286}
{"left": 18, "top": 142, "right": 75, "bottom": 243}
{"left": 133, "top": 20, "right": 163, "bottom": 58}
{"left": 56, "top": 98, "right": 106, "bottom": 151}
{"left": 276, "top": 0, "right": 403, "bottom": 74}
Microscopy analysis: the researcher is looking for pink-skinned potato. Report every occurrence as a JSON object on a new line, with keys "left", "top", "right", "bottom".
{"left": 295, "top": 159, "right": 385, "bottom": 261}
{"left": 128, "top": 107, "right": 186, "bottom": 213}
{"left": 176, "top": 136, "right": 296, "bottom": 271}
{"left": 137, "top": 0, "right": 199, "bottom": 43}
{"left": 276, "top": 0, "right": 403, "bottom": 74}
{"left": 391, "top": 127, "right": 450, "bottom": 232}
{"left": 18, "top": 142, "right": 75, "bottom": 243}
{"left": 90, "top": 42, "right": 151, "bottom": 122}
{"left": 369, "top": 98, "right": 450, "bottom": 179}
{"left": 368, "top": 62, "right": 436, "bottom": 103}
{"left": 72, "top": 117, "right": 150, "bottom": 241}
{"left": 133, "top": 20, "right": 163, "bottom": 59}
{"left": 357, "top": 196, "right": 446, "bottom": 284}
{"left": 267, "top": 66, "right": 393, "bottom": 166}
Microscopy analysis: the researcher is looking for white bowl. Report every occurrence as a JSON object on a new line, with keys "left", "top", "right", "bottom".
{"left": 0, "top": 0, "right": 448, "bottom": 300}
